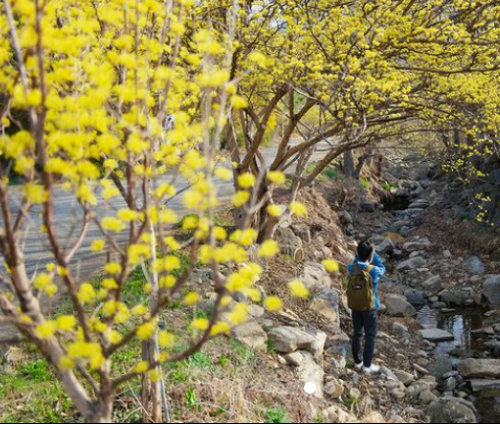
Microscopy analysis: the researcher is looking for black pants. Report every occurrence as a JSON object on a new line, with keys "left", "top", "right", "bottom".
{"left": 352, "top": 309, "right": 378, "bottom": 368}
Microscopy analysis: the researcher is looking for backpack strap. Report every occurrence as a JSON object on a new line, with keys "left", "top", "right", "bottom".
{"left": 353, "top": 263, "right": 374, "bottom": 274}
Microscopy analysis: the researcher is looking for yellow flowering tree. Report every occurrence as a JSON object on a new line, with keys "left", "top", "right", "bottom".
{"left": 0, "top": 0, "right": 308, "bottom": 422}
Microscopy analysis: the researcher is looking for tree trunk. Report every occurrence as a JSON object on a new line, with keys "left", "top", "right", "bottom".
{"left": 343, "top": 150, "right": 356, "bottom": 178}
{"left": 85, "top": 400, "right": 113, "bottom": 423}
{"left": 142, "top": 340, "right": 162, "bottom": 422}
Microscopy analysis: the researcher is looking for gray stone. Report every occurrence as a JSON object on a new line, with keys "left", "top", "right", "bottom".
{"left": 394, "top": 370, "right": 415, "bottom": 386}
{"left": 427, "top": 398, "right": 477, "bottom": 423}
{"left": 338, "top": 210, "right": 354, "bottom": 225}
{"left": 432, "top": 302, "right": 447, "bottom": 310}
{"left": 392, "top": 322, "right": 409, "bottom": 335}
{"left": 420, "top": 329, "right": 454, "bottom": 342}
{"left": 231, "top": 319, "right": 268, "bottom": 351}
{"left": 440, "top": 289, "right": 468, "bottom": 306}
{"left": 446, "top": 377, "right": 458, "bottom": 392}
{"left": 470, "top": 379, "right": 500, "bottom": 392}
{"left": 298, "top": 352, "right": 324, "bottom": 399}
{"left": 428, "top": 357, "right": 454, "bottom": 380}
{"left": 377, "top": 239, "right": 395, "bottom": 255}
{"left": 423, "top": 275, "right": 442, "bottom": 289}
{"left": 462, "top": 256, "right": 485, "bottom": 275}
{"left": 419, "top": 390, "right": 438, "bottom": 404}
{"left": 268, "top": 327, "right": 315, "bottom": 353}
{"left": 324, "top": 380, "right": 344, "bottom": 399}
{"left": 284, "top": 352, "right": 304, "bottom": 367}
{"left": 328, "top": 332, "right": 351, "bottom": 360}
{"left": 362, "top": 201, "right": 377, "bottom": 212}
{"left": 292, "top": 224, "right": 312, "bottom": 244}
{"left": 458, "top": 359, "right": 500, "bottom": 379}
{"left": 305, "top": 328, "right": 328, "bottom": 360}
{"left": 483, "top": 275, "right": 500, "bottom": 307}
{"left": 397, "top": 257, "right": 427, "bottom": 271}
{"left": 404, "top": 289, "right": 427, "bottom": 306}
{"left": 404, "top": 241, "right": 431, "bottom": 253}
{"left": 385, "top": 294, "right": 418, "bottom": 317}
{"left": 301, "top": 262, "right": 332, "bottom": 290}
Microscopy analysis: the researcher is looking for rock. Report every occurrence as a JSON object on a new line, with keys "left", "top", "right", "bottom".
{"left": 394, "top": 370, "right": 415, "bottom": 386}
{"left": 305, "top": 328, "right": 327, "bottom": 360}
{"left": 362, "top": 201, "right": 377, "bottom": 212}
{"left": 248, "top": 304, "right": 266, "bottom": 319}
{"left": 324, "top": 380, "right": 344, "bottom": 399}
{"left": 443, "top": 371, "right": 459, "bottom": 379}
{"left": 428, "top": 357, "right": 454, "bottom": 380}
{"left": 440, "top": 289, "right": 468, "bottom": 306}
{"left": 385, "top": 294, "right": 418, "bottom": 317}
{"left": 404, "top": 241, "right": 431, "bottom": 253}
{"left": 443, "top": 250, "right": 453, "bottom": 259}
{"left": 377, "top": 239, "right": 395, "bottom": 255}
{"left": 458, "top": 359, "right": 500, "bottom": 379}
{"left": 391, "top": 389, "right": 406, "bottom": 400}
{"left": 414, "top": 363, "right": 430, "bottom": 374}
{"left": 404, "top": 289, "right": 427, "bottom": 306}
{"left": 292, "top": 224, "right": 312, "bottom": 243}
{"left": 328, "top": 332, "right": 351, "bottom": 360}
{"left": 483, "top": 275, "right": 500, "bottom": 307}
{"left": 275, "top": 227, "right": 303, "bottom": 249}
{"left": 419, "top": 390, "right": 439, "bottom": 404}
{"left": 470, "top": 379, "right": 500, "bottom": 392}
{"left": 338, "top": 210, "right": 354, "bottom": 225}
{"left": 462, "top": 256, "right": 485, "bottom": 275}
{"left": 420, "top": 329, "right": 454, "bottom": 342}
{"left": 397, "top": 257, "right": 427, "bottom": 271}
{"left": 322, "top": 405, "right": 356, "bottom": 423}
{"left": 392, "top": 322, "right": 409, "bottom": 335}
{"left": 314, "top": 289, "right": 340, "bottom": 327}
{"left": 423, "top": 275, "right": 442, "bottom": 289}
{"left": 446, "top": 377, "right": 458, "bottom": 392}
{"left": 427, "top": 398, "right": 478, "bottom": 423}
{"left": 360, "top": 412, "right": 386, "bottom": 423}
{"left": 432, "top": 302, "right": 447, "bottom": 310}
{"left": 298, "top": 352, "right": 324, "bottom": 399}
{"left": 231, "top": 319, "right": 268, "bottom": 351}
{"left": 301, "top": 262, "right": 332, "bottom": 290}
{"left": 284, "top": 352, "right": 304, "bottom": 367}
{"left": 268, "top": 327, "right": 315, "bottom": 353}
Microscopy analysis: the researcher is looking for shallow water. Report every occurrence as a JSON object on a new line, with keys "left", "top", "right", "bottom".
{"left": 417, "top": 306, "right": 500, "bottom": 423}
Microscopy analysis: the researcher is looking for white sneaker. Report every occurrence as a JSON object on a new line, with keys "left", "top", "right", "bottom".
{"left": 363, "top": 364, "right": 381, "bottom": 374}
{"left": 354, "top": 362, "right": 364, "bottom": 371}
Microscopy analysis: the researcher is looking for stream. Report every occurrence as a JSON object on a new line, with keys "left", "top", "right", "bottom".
{"left": 417, "top": 306, "right": 500, "bottom": 423}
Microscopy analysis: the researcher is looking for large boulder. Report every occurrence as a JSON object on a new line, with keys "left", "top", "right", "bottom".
{"left": 231, "top": 319, "right": 268, "bottom": 352}
{"left": 462, "top": 256, "right": 486, "bottom": 275}
{"left": 301, "top": 262, "right": 332, "bottom": 290}
{"left": 483, "top": 275, "right": 500, "bottom": 307}
{"left": 298, "top": 352, "right": 325, "bottom": 399}
{"left": 385, "top": 294, "right": 418, "bottom": 317}
{"left": 458, "top": 359, "right": 500, "bottom": 379}
{"left": 427, "top": 398, "right": 477, "bottom": 423}
{"left": 397, "top": 257, "right": 427, "bottom": 271}
{"left": 268, "top": 327, "right": 316, "bottom": 353}
{"left": 305, "top": 328, "right": 328, "bottom": 360}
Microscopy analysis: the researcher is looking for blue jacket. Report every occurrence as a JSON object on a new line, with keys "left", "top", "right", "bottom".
{"left": 348, "top": 253, "right": 386, "bottom": 310}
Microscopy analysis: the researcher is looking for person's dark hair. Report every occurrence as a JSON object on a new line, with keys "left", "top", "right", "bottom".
{"left": 357, "top": 241, "right": 374, "bottom": 262}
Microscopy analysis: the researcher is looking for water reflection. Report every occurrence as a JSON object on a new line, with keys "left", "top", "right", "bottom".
{"left": 417, "top": 306, "right": 500, "bottom": 423}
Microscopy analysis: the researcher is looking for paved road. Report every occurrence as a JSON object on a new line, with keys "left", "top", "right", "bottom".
{"left": 0, "top": 145, "right": 329, "bottom": 340}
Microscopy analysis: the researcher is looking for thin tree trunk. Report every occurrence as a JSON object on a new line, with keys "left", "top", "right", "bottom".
{"left": 343, "top": 150, "right": 356, "bottom": 177}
